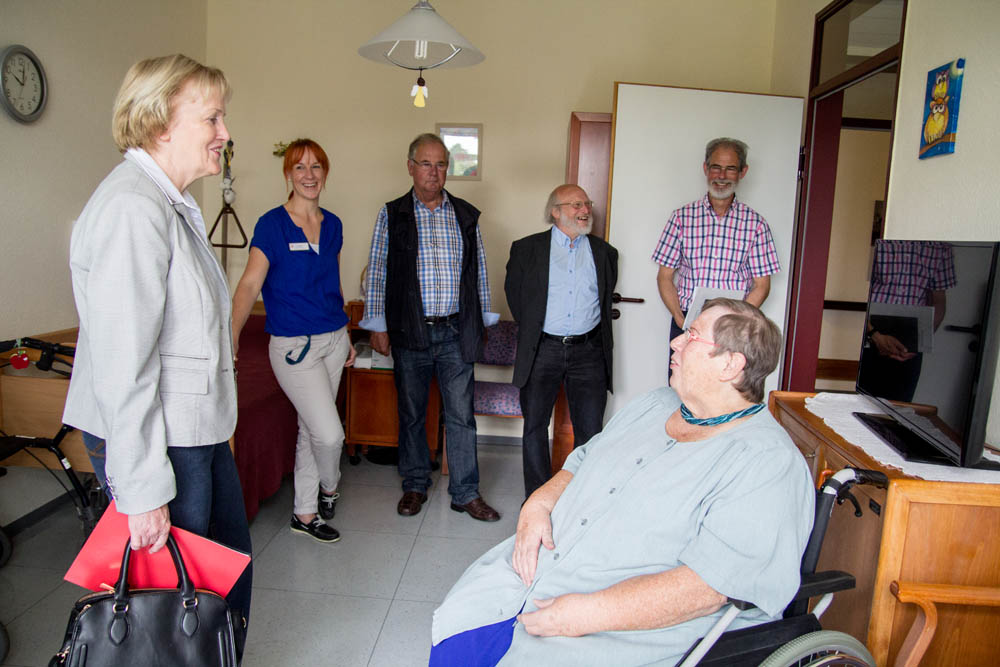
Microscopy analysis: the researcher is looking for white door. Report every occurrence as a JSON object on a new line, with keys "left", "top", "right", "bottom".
{"left": 607, "top": 83, "right": 804, "bottom": 414}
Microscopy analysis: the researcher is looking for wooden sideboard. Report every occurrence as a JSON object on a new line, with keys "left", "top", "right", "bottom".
{"left": 769, "top": 391, "right": 1000, "bottom": 666}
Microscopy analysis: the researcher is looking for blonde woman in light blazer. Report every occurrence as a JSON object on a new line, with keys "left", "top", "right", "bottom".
{"left": 62, "top": 54, "right": 252, "bottom": 642}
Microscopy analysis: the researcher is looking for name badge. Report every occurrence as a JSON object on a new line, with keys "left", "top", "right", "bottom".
{"left": 289, "top": 242, "right": 310, "bottom": 251}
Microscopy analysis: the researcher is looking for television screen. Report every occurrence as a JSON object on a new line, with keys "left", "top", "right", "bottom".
{"left": 855, "top": 240, "right": 1000, "bottom": 468}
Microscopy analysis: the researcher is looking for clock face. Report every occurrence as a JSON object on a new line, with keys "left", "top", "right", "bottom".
{"left": 1, "top": 45, "right": 47, "bottom": 123}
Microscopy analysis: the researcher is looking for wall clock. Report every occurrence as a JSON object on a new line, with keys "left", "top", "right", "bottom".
{"left": 1, "top": 44, "right": 48, "bottom": 123}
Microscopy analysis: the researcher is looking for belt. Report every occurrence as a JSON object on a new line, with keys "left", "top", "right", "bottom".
{"left": 542, "top": 326, "right": 601, "bottom": 345}
{"left": 424, "top": 313, "right": 459, "bottom": 325}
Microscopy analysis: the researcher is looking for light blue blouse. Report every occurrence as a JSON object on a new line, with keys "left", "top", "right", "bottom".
{"left": 432, "top": 387, "right": 815, "bottom": 666}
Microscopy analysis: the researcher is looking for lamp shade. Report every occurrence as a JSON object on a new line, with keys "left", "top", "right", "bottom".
{"left": 358, "top": 0, "right": 484, "bottom": 70}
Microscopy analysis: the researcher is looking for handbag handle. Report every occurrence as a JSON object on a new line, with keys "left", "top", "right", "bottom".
{"left": 109, "top": 534, "right": 201, "bottom": 644}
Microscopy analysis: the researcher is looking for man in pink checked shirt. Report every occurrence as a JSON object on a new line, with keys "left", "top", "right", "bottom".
{"left": 651, "top": 137, "right": 781, "bottom": 374}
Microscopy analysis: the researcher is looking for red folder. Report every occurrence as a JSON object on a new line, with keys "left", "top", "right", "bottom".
{"left": 65, "top": 501, "right": 250, "bottom": 596}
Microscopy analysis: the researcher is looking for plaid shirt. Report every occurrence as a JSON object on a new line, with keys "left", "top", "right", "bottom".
{"left": 870, "top": 240, "right": 956, "bottom": 305}
{"left": 361, "top": 191, "right": 492, "bottom": 330}
{"left": 651, "top": 195, "right": 780, "bottom": 310}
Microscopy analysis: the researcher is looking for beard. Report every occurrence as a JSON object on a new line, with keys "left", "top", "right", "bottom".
{"left": 558, "top": 210, "right": 593, "bottom": 236}
{"left": 708, "top": 179, "right": 737, "bottom": 200}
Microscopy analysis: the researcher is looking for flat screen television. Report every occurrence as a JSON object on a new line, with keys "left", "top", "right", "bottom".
{"left": 854, "top": 239, "right": 1000, "bottom": 470}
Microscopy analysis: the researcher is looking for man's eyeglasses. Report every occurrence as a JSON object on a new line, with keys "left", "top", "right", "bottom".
{"left": 410, "top": 160, "right": 448, "bottom": 171}
{"left": 707, "top": 164, "right": 741, "bottom": 176}
{"left": 555, "top": 200, "right": 594, "bottom": 210}
{"left": 683, "top": 329, "right": 717, "bottom": 347}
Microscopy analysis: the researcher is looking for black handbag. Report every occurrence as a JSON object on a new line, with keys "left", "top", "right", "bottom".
{"left": 50, "top": 534, "right": 238, "bottom": 666}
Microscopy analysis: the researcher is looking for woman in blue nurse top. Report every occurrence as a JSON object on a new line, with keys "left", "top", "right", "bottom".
{"left": 232, "top": 138, "right": 355, "bottom": 543}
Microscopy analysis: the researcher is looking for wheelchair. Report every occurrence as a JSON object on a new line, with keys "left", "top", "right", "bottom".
{"left": 677, "top": 467, "right": 887, "bottom": 667}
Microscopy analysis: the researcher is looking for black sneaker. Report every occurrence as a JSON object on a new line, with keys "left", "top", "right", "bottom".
{"left": 318, "top": 490, "right": 340, "bottom": 520}
{"left": 290, "top": 515, "right": 340, "bottom": 543}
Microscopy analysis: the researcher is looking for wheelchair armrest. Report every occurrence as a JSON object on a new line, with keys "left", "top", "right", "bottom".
{"left": 726, "top": 571, "right": 855, "bottom": 615}
{"left": 791, "top": 570, "right": 855, "bottom": 602}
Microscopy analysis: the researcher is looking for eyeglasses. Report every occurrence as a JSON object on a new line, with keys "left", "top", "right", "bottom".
{"left": 555, "top": 200, "right": 594, "bottom": 210}
{"left": 410, "top": 160, "right": 449, "bottom": 171}
{"left": 683, "top": 329, "right": 717, "bottom": 347}
{"left": 707, "top": 164, "right": 741, "bottom": 176}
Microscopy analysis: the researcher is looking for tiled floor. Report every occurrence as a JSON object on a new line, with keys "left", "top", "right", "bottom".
{"left": 0, "top": 444, "right": 524, "bottom": 667}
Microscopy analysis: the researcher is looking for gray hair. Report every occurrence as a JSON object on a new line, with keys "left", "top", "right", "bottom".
{"left": 543, "top": 184, "right": 586, "bottom": 224}
{"left": 704, "top": 137, "right": 749, "bottom": 170}
{"left": 543, "top": 186, "right": 563, "bottom": 224}
{"left": 702, "top": 298, "right": 781, "bottom": 403}
{"left": 408, "top": 133, "right": 450, "bottom": 162}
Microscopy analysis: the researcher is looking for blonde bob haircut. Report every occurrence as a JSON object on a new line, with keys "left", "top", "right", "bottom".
{"left": 112, "top": 54, "right": 230, "bottom": 152}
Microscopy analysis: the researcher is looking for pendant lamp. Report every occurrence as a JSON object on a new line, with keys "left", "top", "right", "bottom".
{"left": 358, "top": 0, "right": 484, "bottom": 107}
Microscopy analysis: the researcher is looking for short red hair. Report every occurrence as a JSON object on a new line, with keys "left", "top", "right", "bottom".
{"left": 283, "top": 139, "right": 330, "bottom": 199}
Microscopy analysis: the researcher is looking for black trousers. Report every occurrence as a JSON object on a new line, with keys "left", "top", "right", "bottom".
{"left": 519, "top": 335, "right": 608, "bottom": 498}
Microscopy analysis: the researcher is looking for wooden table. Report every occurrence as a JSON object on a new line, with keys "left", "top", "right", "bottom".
{"left": 769, "top": 391, "right": 1000, "bottom": 666}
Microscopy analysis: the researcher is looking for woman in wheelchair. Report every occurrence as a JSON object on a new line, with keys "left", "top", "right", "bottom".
{"left": 430, "top": 298, "right": 816, "bottom": 666}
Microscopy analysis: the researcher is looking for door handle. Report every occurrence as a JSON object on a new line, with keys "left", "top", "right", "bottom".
{"left": 612, "top": 292, "right": 644, "bottom": 304}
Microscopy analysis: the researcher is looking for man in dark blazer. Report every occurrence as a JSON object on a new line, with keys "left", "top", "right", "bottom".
{"left": 505, "top": 184, "right": 619, "bottom": 498}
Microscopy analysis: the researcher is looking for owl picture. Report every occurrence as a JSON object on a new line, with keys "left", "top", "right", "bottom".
{"left": 931, "top": 69, "right": 949, "bottom": 99}
{"left": 923, "top": 96, "right": 949, "bottom": 144}
{"left": 919, "top": 58, "right": 964, "bottom": 159}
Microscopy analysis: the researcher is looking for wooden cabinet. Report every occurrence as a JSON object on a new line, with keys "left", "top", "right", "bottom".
{"left": 344, "top": 367, "right": 441, "bottom": 457}
{"left": 769, "top": 391, "right": 1000, "bottom": 666}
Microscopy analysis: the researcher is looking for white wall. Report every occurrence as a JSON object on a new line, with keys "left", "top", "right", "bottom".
{"left": 885, "top": 0, "right": 1000, "bottom": 445}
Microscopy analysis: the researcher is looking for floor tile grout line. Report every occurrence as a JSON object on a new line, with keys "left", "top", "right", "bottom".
{"left": 367, "top": 511, "right": 426, "bottom": 667}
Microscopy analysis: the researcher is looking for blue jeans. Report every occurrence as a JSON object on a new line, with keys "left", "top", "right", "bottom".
{"left": 81, "top": 431, "right": 112, "bottom": 501}
{"left": 165, "top": 443, "right": 253, "bottom": 629}
{"left": 392, "top": 321, "right": 480, "bottom": 504}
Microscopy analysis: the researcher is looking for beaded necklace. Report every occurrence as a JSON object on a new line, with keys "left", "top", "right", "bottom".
{"left": 679, "top": 402, "right": 766, "bottom": 426}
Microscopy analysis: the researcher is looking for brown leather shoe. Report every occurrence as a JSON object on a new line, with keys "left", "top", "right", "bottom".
{"left": 450, "top": 497, "right": 501, "bottom": 522}
{"left": 397, "top": 491, "right": 428, "bottom": 516}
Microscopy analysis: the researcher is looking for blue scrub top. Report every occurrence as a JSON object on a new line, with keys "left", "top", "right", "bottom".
{"left": 251, "top": 205, "right": 349, "bottom": 337}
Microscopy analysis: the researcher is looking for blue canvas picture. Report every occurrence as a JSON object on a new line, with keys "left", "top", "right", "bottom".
{"left": 919, "top": 58, "right": 964, "bottom": 159}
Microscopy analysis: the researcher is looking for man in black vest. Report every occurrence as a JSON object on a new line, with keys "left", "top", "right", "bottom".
{"left": 505, "top": 184, "right": 618, "bottom": 498}
{"left": 361, "top": 133, "right": 500, "bottom": 521}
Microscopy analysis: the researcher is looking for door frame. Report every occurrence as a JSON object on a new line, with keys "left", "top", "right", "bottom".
{"left": 781, "top": 0, "right": 908, "bottom": 390}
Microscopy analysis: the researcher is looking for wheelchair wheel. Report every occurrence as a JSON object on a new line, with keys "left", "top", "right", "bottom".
{"left": 758, "top": 630, "right": 875, "bottom": 666}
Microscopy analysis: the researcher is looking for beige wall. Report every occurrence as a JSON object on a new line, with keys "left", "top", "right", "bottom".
{"left": 0, "top": 0, "right": 208, "bottom": 341}
{"left": 207, "top": 0, "right": 780, "bottom": 315}
{"left": 0, "top": 0, "right": 207, "bottom": 522}
{"left": 885, "top": 0, "right": 1000, "bottom": 444}
{"left": 205, "top": 0, "right": 784, "bottom": 439}
{"left": 819, "top": 128, "right": 891, "bottom": 362}
{"left": 770, "top": 0, "right": 829, "bottom": 97}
